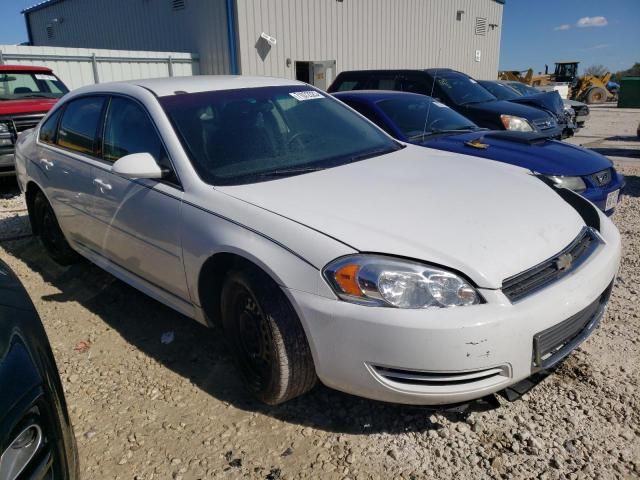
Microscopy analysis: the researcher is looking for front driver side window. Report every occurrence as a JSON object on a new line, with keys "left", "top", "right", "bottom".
{"left": 103, "top": 97, "right": 174, "bottom": 179}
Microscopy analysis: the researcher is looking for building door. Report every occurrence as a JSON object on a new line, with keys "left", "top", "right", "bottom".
{"left": 295, "top": 60, "right": 336, "bottom": 90}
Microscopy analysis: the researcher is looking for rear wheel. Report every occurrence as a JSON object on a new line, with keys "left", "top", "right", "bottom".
{"left": 32, "top": 192, "right": 80, "bottom": 265}
{"left": 586, "top": 87, "right": 607, "bottom": 104}
{"left": 221, "top": 266, "right": 317, "bottom": 404}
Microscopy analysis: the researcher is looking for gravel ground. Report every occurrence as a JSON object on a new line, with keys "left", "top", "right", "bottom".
{"left": 1, "top": 160, "right": 639, "bottom": 478}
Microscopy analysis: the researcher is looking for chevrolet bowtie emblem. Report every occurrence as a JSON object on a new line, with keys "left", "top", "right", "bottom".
{"left": 555, "top": 253, "right": 573, "bottom": 272}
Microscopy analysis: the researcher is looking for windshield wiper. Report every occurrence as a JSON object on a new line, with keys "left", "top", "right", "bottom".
{"left": 409, "top": 128, "right": 478, "bottom": 140}
{"left": 253, "top": 166, "right": 327, "bottom": 179}
{"left": 350, "top": 148, "right": 395, "bottom": 162}
{"left": 19, "top": 94, "right": 51, "bottom": 99}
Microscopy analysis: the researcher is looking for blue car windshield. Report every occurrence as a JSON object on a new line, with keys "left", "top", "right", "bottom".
{"left": 434, "top": 73, "right": 497, "bottom": 105}
{"left": 160, "top": 86, "right": 401, "bottom": 185}
{"left": 377, "top": 97, "right": 479, "bottom": 140}
{"left": 479, "top": 81, "right": 521, "bottom": 101}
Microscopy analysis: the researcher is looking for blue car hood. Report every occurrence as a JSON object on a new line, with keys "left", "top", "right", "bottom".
{"left": 420, "top": 131, "right": 612, "bottom": 176}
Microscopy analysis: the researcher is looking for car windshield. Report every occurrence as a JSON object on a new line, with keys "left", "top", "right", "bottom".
{"left": 376, "top": 97, "right": 479, "bottom": 140}
{"left": 479, "top": 81, "right": 521, "bottom": 101}
{"left": 0, "top": 71, "right": 69, "bottom": 100}
{"left": 160, "top": 86, "right": 401, "bottom": 185}
{"left": 434, "top": 73, "right": 497, "bottom": 105}
{"left": 507, "top": 82, "right": 541, "bottom": 96}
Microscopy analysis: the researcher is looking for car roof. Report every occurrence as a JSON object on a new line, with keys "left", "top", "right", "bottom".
{"left": 0, "top": 64, "right": 53, "bottom": 72}
{"left": 336, "top": 68, "right": 459, "bottom": 77}
{"left": 77, "top": 75, "right": 308, "bottom": 97}
{"left": 333, "top": 90, "right": 434, "bottom": 102}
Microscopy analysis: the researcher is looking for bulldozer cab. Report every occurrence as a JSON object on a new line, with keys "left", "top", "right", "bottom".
{"left": 554, "top": 62, "right": 579, "bottom": 83}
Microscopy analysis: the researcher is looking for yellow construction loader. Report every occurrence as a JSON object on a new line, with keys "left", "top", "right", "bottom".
{"left": 498, "top": 62, "right": 616, "bottom": 104}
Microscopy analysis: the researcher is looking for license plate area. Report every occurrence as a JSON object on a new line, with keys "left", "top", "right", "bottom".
{"left": 532, "top": 284, "right": 612, "bottom": 369}
{"left": 605, "top": 189, "right": 619, "bottom": 211}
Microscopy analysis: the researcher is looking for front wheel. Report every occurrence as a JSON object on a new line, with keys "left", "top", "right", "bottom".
{"left": 32, "top": 192, "right": 80, "bottom": 265}
{"left": 221, "top": 266, "right": 317, "bottom": 404}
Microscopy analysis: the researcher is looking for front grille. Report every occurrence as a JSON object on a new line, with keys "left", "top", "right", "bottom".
{"left": 371, "top": 365, "right": 508, "bottom": 387}
{"left": 591, "top": 168, "right": 612, "bottom": 187}
{"left": 502, "top": 227, "right": 601, "bottom": 302}
{"left": 11, "top": 114, "right": 46, "bottom": 133}
{"left": 532, "top": 283, "right": 612, "bottom": 368}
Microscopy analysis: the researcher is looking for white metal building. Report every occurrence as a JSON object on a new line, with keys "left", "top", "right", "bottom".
{"left": 23, "top": 0, "right": 505, "bottom": 88}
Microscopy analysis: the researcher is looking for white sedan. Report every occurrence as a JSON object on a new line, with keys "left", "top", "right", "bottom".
{"left": 15, "top": 76, "right": 620, "bottom": 405}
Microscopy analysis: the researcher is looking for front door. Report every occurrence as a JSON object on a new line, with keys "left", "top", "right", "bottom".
{"left": 89, "top": 96, "right": 189, "bottom": 301}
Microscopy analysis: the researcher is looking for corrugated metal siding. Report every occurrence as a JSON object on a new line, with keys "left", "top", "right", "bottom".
{"left": 27, "top": 0, "right": 230, "bottom": 74}
{"left": 0, "top": 45, "right": 198, "bottom": 90}
{"left": 235, "top": 0, "right": 503, "bottom": 81}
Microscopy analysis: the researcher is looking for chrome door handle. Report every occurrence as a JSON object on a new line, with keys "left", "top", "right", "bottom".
{"left": 93, "top": 178, "right": 112, "bottom": 191}
{"left": 39, "top": 158, "right": 54, "bottom": 170}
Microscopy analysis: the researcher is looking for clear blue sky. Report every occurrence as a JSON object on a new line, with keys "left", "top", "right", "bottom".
{"left": 499, "top": 0, "right": 640, "bottom": 74}
{"left": 1, "top": 0, "right": 638, "bottom": 75}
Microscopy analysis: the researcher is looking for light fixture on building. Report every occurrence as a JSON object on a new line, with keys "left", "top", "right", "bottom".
{"left": 489, "top": 23, "right": 499, "bottom": 30}
{"left": 456, "top": 10, "right": 464, "bottom": 21}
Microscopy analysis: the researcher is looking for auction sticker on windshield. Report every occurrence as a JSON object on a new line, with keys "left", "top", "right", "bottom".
{"left": 289, "top": 91, "right": 324, "bottom": 101}
{"left": 35, "top": 74, "right": 58, "bottom": 81}
{"left": 605, "top": 189, "right": 619, "bottom": 211}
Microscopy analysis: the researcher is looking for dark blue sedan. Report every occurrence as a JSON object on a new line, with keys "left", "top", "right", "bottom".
{"left": 333, "top": 90, "right": 624, "bottom": 214}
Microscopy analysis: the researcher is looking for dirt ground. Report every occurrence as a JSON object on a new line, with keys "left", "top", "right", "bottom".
{"left": 1, "top": 108, "right": 639, "bottom": 479}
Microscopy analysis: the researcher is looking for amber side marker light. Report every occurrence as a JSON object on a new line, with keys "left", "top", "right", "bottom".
{"left": 334, "top": 264, "right": 362, "bottom": 296}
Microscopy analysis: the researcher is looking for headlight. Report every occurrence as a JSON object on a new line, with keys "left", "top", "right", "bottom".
{"left": 545, "top": 175, "right": 587, "bottom": 193}
{"left": 323, "top": 255, "right": 481, "bottom": 309}
{"left": 0, "top": 122, "right": 10, "bottom": 134}
{"left": 500, "top": 115, "right": 533, "bottom": 132}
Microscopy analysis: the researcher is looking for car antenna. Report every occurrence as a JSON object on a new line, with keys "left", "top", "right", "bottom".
{"left": 421, "top": 55, "right": 441, "bottom": 142}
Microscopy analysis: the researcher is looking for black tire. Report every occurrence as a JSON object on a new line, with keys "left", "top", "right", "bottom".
{"left": 586, "top": 87, "right": 607, "bottom": 104}
{"left": 32, "top": 192, "right": 80, "bottom": 265}
{"left": 221, "top": 266, "right": 317, "bottom": 404}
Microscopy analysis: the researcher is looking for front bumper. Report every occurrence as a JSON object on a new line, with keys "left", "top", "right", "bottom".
{"left": 289, "top": 216, "right": 620, "bottom": 405}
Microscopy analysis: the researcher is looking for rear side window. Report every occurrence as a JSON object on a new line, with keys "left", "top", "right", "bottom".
{"left": 39, "top": 108, "right": 63, "bottom": 144}
{"left": 102, "top": 97, "right": 170, "bottom": 170}
{"left": 57, "top": 96, "right": 106, "bottom": 155}
{"left": 365, "top": 76, "right": 398, "bottom": 90}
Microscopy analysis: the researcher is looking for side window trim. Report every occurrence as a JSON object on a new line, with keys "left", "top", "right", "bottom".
{"left": 38, "top": 104, "right": 66, "bottom": 145}
{"left": 99, "top": 93, "right": 183, "bottom": 190}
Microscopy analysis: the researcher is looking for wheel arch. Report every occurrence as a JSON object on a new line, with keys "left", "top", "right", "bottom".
{"left": 24, "top": 180, "right": 48, "bottom": 235}
{"left": 197, "top": 249, "right": 295, "bottom": 328}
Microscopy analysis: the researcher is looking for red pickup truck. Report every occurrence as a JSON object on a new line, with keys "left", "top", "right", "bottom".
{"left": 0, "top": 65, "right": 69, "bottom": 176}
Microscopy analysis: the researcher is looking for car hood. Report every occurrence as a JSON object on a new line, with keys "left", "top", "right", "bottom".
{"left": 508, "top": 91, "right": 564, "bottom": 117}
{"left": 421, "top": 131, "right": 612, "bottom": 176}
{"left": 217, "top": 145, "right": 585, "bottom": 288}
{"left": 0, "top": 98, "right": 59, "bottom": 116}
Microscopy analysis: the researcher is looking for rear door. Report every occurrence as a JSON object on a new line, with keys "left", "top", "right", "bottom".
{"left": 89, "top": 95, "right": 189, "bottom": 300}
{"left": 36, "top": 95, "right": 106, "bottom": 247}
